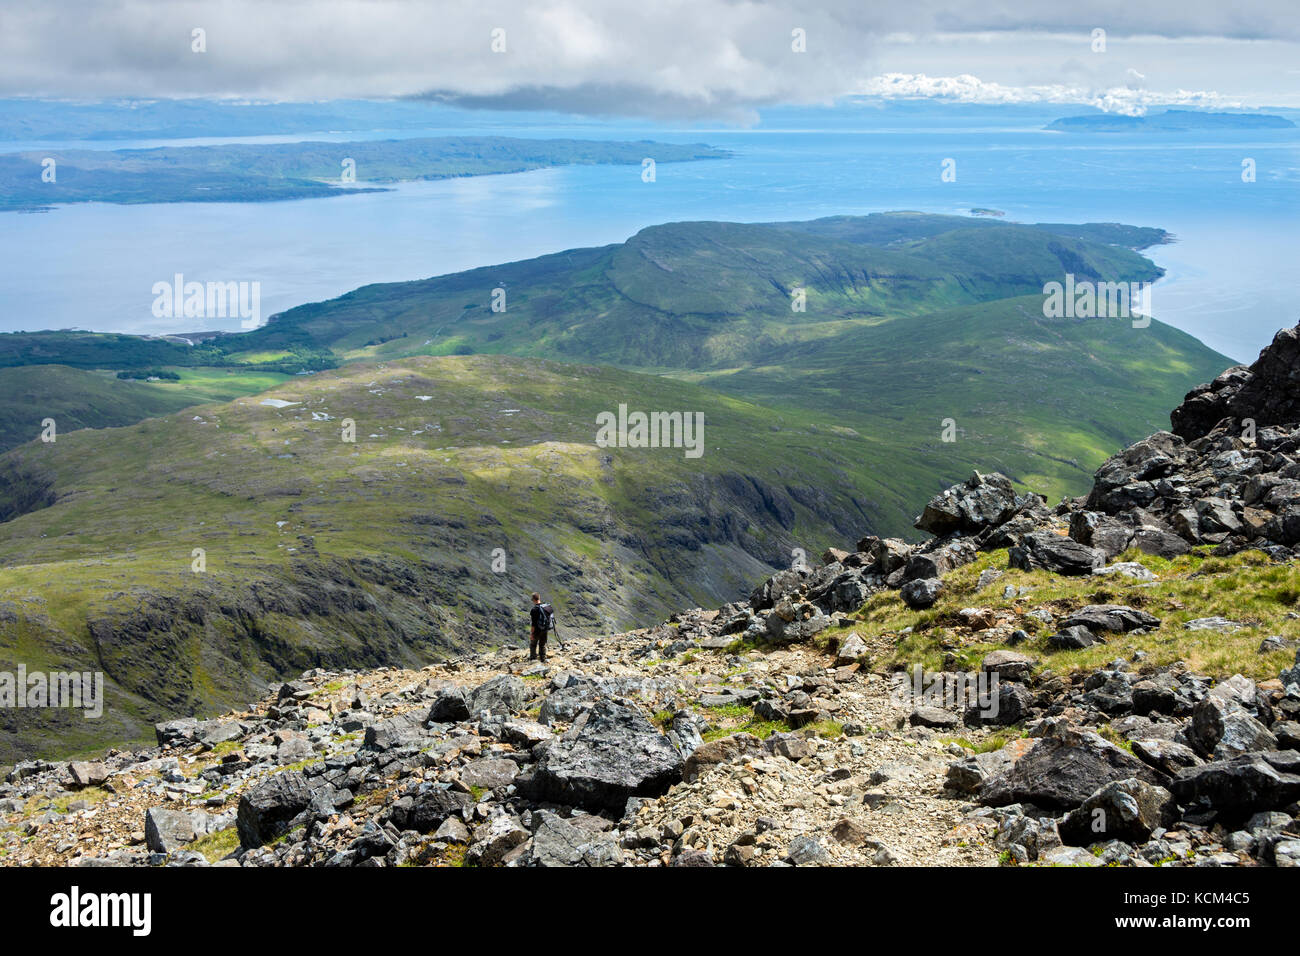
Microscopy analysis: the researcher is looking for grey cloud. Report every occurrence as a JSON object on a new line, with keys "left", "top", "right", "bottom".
{"left": 413, "top": 84, "right": 776, "bottom": 123}
{"left": 0, "top": 0, "right": 1295, "bottom": 117}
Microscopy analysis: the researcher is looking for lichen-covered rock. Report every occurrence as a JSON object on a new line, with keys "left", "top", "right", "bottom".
{"left": 914, "top": 472, "right": 1020, "bottom": 536}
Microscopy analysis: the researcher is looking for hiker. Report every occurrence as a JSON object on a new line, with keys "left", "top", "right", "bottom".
{"left": 529, "top": 592, "right": 555, "bottom": 662}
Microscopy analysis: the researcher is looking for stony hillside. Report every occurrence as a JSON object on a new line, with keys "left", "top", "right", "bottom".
{"left": 2, "top": 326, "right": 1297, "bottom": 868}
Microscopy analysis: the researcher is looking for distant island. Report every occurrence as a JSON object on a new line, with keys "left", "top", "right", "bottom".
{"left": 0, "top": 136, "right": 730, "bottom": 212}
{"left": 1047, "top": 110, "right": 1296, "bottom": 132}
{"left": 970, "top": 207, "right": 1005, "bottom": 217}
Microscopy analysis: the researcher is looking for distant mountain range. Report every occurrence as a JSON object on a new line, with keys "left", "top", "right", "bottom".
{"left": 1047, "top": 110, "right": 1296, "bottom": 132}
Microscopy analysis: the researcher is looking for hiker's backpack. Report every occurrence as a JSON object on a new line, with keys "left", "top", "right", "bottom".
{"left": 538, "top": 603, "right": 555, "bottom": 632}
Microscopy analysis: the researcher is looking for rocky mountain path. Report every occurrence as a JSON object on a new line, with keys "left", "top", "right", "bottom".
{"left": 2, "top": 628, "right": 998, "bottom": 867}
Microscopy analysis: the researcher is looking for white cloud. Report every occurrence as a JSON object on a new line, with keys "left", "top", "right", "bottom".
{"left": 857, "top": 72, "right": 1236, "bottom": 115}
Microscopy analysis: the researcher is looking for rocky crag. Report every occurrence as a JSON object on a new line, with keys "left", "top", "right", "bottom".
{"left": 2, "top": 326, "right": 1299, "bottom": 868}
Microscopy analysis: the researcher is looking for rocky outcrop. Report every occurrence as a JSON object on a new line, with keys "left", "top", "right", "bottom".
{"left": 1009, "top": 532, "right": 1105, "bottom": 575}
{"left": 976, "top": 720, "right": 1161, "bottom": 810}
{"left": 1080, "top": 425, "right": 1300, "bottom": 555}
{"left": 1058, "top": 778, "right": 1175, "bottom": 845}
{"left": 1171, "top": 752, "right": 1300, "bottom": 819}
{"left": 1172, "top": 324, "right": 1300, "bottom": 440}
{"left": 237, "top": 770, "right": 315, "bottom": 848}
{"left": 915, "top": 472, "right": 1019, "bottom": 537}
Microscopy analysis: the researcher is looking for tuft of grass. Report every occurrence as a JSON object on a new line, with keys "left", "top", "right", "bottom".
{"left": 938, "top": 730, "right": 1025, "bottom": 754}
{"left": 443, "top": 843, "right": 469, "bottom": 867}
{"left": 805, "top": 720, "right": 844, "bottom": 739}
{"left": 1097, "top": 724, "right": 1136, "bottom": 753}
{"left": 353, "top": 785, "right": 393, "bottom": 808}
{"left": 268, "top": 824, "right": 304, "bottom": 847}
{"left": 26, "top": 785, "right": 112, "bottom": 817}
{"left": 702, "top": 716, "right": 790, "bottom": 742}
{"left": 723, "top": 637, "right": 758, "bottom": 656}
{"left": 189, "top": 826, "right": 239, "bottom": 862}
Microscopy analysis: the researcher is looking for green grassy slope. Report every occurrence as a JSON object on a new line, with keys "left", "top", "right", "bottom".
{"left": 680, "top": 296, "right": 1228, "bottom": 506}
{"left": 0, "top": 331, "right": 222, "bottom": 369}
{"left": 232, "top": 217, "right": 1164, "bottom": 368}
{"left": 764, "top": 212, "right": 1170, "bottom": 250}
{"left": 0, "top": 214, "right": 1231, "bottom": 527}
{"left": 223, "top": 215, "right": 1225, "bottom": 512}
{"left": 0, "top": 356, "right": 882, "bottom": 759}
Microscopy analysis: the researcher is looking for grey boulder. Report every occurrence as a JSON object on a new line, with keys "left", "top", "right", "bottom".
{"left": 469, "top": 675, "right": 529, "bottom": 715}
{"left": 1009, "top": 532, "right": 1105, "bottom": 576}
{"left": 978, "top": 721, "right": 1160, "bottom": 810}
{"left": 900, "top": 578, "right": 942, "bottom": 610}
{"left": 1059, "top": 778, "right": 1175, "bottom": 845}
{"left": 515, "top": 698, "right": 684, "bottom": 812}
{"left": 236, "top": 770, "right": 313, "bottom": 848}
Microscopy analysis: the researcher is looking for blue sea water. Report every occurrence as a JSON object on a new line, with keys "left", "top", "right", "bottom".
{"left": 1, "top": 100, "right": 1296, "bottom": 362}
